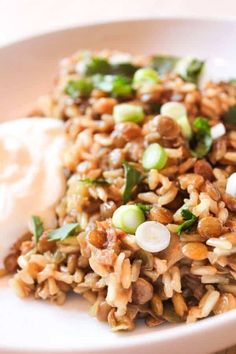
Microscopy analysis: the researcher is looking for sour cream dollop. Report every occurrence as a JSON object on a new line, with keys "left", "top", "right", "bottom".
{"left": 0, "top": 118, "right": 67, "bottom": 267}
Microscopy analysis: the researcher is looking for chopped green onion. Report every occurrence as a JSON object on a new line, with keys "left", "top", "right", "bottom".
{"left": 31, "top": 215, "right": 44, "bottom": 244}
{"left": 175, "top": 56, "right": 204, "bottom": 84}
{"left": 65, "top": 79, "right": 93, "bottom": 99}
{"left": 177, "top": 209, "right": 198, "bottom": 235}
{"left": 151, "top": 55, "right": 179, "bottom": 75}
{"left": 176, "top": 115, "right": 192, "bottom": 139}
{"left": 92, "top": 74, "right": 132, "bottom": 97}
{"left": 113, "top": 103, "right": 144, "bottom": 123}
{"left": 48, "top": 223, "right": 81, "bottom": 241}
{"left": 161, "top": 102, "right": 192, "bottom": 139}
{"left": 133, "top": 68, "right": 159, "bottom": 86}
{"left": 112, "top": 205, "right": 145, "bottom": 234}
{"left": 142, "top": 143, "right": 167, "bottom": 170}
{"left": 160, "top": 102, "right": 186, "bottom": 120}
{"left": 122, "top": 161, "right": 143, "bottom": 203}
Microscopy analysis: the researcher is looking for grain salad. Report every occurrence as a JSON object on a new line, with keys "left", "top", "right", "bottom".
{"left": 6, "top": 50, "right": 236, "bottom": 331}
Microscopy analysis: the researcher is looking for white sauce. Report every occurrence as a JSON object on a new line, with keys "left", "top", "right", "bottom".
{"left": 0, "top": 118, "right": 67, "bottom": 267}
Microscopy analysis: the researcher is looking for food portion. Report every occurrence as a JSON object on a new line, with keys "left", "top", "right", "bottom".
{"left": 0, "top": 118, "right": 67, "bottom": 269}
{"left": 4, "top": 51, "right": 236, "bottom": 331}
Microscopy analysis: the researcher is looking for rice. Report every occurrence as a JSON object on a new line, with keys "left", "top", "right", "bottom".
{"left": 7, "top": 50, "right": 236, "bottom": 331}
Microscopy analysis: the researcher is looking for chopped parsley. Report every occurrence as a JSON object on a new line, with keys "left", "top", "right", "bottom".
{"left": 151, "top": 55, "right": 204, "bottom": 84}
{"left": 80, "top": 57, "right": 139, "bottom": 77}
{"left": 82, "top": 57, "right": 111, "bottom": 76}
{"left": 122, "top": 161, "right": 143, "bottom": 204}
{"left": 48, "top": 223, "right": 81, "bottom": 241}
{"left": 31, "top": 216, "right": 44, "bottom": 243}
{"left": 111, "top": 62, "right": 139, "bottom": 77}
{"left": 135, "top": 203, "right": 152, "bottom": 212}
{"left": 92, "top": 74, "right": 132, "bottom": 97}
{"left": 64, "top": 78, "right": 93, "bottom": 99}
{"left": 177, "top": 209, "right": 198, "bottom": 235}
{"left": 190, "top": 117, "right": 212, "bottom": 158}
{"left": 176, "top": 57, "right": 204, "bottom": 84}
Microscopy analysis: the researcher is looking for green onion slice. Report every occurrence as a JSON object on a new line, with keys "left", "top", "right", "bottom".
{"left": 142, "top": 143, "right": 167, "bottom": 170}
{"left": 113, "top": 103, "right": 144, "bottom": 123}
{"left": 112, "top": 205, "right": 145, "bottom": 234}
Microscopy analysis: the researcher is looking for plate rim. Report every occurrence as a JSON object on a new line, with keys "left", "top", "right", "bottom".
{"left": 1, "top": 16, "right": 236, "bottom": 354}
{"left": 1, "top": 15, "right": 236, "bottom": 50}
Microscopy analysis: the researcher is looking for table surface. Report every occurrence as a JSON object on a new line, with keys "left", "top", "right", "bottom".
{"left": 0, "top": 0, "right": 236, "bottom": 353}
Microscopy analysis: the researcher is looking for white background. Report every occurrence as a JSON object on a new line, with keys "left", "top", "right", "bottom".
{"left": 1, "top": 0, "right": 236, "bottom": 47}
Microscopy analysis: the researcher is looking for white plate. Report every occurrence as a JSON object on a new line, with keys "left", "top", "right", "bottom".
{"left": 0, "top": 18, "right": 236, "bottom": 354}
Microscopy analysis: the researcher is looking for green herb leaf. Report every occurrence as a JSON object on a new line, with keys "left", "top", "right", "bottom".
{"left": 111, "top": 63, "right": 139, "bottom": 77}
{"left": 31, "top": 216, "right": 44, "bottom": 243}
{"left": 80, "top": 56, "right": 138, "bottom": 78}
{"left": 92, "top": 74, "right": 132, "bottom": 97}
{"left": 175, "top": 57, "right": 204, "bottom": 84}
{"left": 65, "top": 79, "right": 93, "bottom": 99}
{"left": 183, "top": 58, "right": 204, "bottom": 84}
{"left": 223, "top": 106, "right": 236, "bottom": 126}
{"left": 135, "top": 203, "right": 152, "bottom": 212}
{"left": 193, "top": 117, "right": 210, "bottom": 134}
{"left": 149, "top": 102, "right": 161, "bottom": 114}
{"left": 190, "top": 117, "right": 212, "bottom": 158}
{"left": 229, "top": 79, "right": 236, "bottom": 85}
{"left": 79, "top": 178, "right": 109, "bottom": 185}
{"left": 48, "top": 223, "right": 81, "bottom": 241}
{"left": 177, "top": 208, "right": 198, "bottom": 235}
{"left": 151, "top": 55, "right": 204, "bottom": 84}
{"left": 83, "top": 57, "right": 111, "bottom": 76}
{"left": 151, "top": 55, "right": 179, "bottom": 75}
{"left": 191, "top": 134, "right": 212, "bottom": 158}
{"left": 181, "top": 209, "right": 195, "bottom": 220}
{"left": 122, "top": 161, "right": 143, "bottom": 203}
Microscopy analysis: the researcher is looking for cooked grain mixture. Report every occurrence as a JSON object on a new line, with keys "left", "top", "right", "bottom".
{"left": 7, "top": 51, "right": 236, "bottom": 331}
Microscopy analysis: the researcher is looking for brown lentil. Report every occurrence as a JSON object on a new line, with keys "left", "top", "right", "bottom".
{"left": 88, "top": 229, "right": 107, "bottom": 249}
{"left": 93, "top": 97, "right": 117, "bottom": 115}
{"left": 182, "top": 243, "right": 208, "bottom": 261}
{"left": 149, "top": 206, "right": 173, "bottom": 224}
{"left": 197, "top": 217, "right": 222, "bottom": 239}
{"left": 155, "top": 115, "right": 181, "bottom": 140}
{"left": 194, "top": 159, "right": 214, "bottom": 181}
{"left": 132, "top": 277, "right": 154, "bottom": 304}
